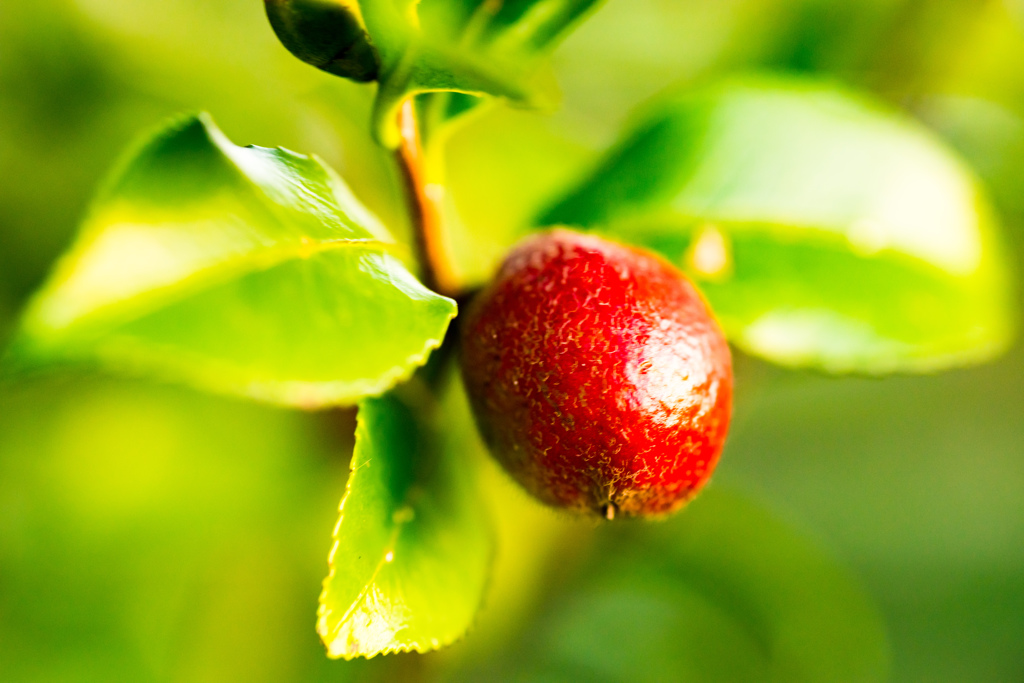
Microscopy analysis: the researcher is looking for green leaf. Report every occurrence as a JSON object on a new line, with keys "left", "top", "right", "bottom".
{"left": 273, "top": 0, "right": 605, "bottom": 145}
{"left": 4, "top": 113, "right": 456, "bottom": 407}
{"left": 265, "top": 0, "right": 380, "bottom": 83}
{"left": 540, "top": 77, "right": 1017, "bottom": 373}
{"left": 318, "top": 391, "right": 493, "bottom": 659}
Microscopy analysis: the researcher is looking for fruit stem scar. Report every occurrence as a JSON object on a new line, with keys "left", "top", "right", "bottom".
{"left": 602, "top": 502, "right": 617, "bottom": 520}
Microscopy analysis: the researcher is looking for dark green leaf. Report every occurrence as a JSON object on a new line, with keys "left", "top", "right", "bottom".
{"left": 315, "top": 0, "right": 605, "bottom": 145}
{"left": 5, "top": 113, "right": 456, "bottom": 407}
{"left": 540, "top": 77, "right": 1016, "bottom": 373}
{"left": 265, "top": 0, "right": 380, "bottom": 82}
{"left": 318, "top": 391, "right": 493, "bottom": 658}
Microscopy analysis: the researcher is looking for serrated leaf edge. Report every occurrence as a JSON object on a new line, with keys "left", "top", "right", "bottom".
{"left": 17, "top": 112, "right": 400, "bottom": 339}
{"left": 315, "top": 401, "right": 463, "bottom": 659}
{"left": 84, "top": 298, "right": 455, "bottom": 409}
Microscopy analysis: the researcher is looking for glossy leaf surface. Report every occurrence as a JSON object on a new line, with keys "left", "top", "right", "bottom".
{"left": 541, "top": 78, "right": 1016, "bottom": 373}
{"left": 361, "top": 0, "right": 604, "bottom": 144}
{"left": 5, "top": 113, "right": 456, "bottom": 406}
{"left": 318, "top": 392, "right": 492, "bottom": 658}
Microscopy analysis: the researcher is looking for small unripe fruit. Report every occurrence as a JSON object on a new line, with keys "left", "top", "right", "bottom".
{"left": 460, "top": 230, "right": 732, "bottom": 518}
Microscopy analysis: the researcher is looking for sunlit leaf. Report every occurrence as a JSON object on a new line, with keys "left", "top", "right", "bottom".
{"left": 266, "top": 0, "right": 605, "bottom": 145}
{"left": 318, "top": 391, "right": 493, "bottom": 659}
{"left": 404, "top": 0, "right": 607, "bottom": 143}
{"left": 4, "top": 113, "right": 456, "bottom": 407}
{"left": 540, "top": 77, "right": 1017, "bottom": 373}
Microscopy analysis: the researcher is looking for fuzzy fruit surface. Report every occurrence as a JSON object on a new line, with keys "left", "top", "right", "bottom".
{"left": 460, "top": 229, "right": 733, "bottom": 518}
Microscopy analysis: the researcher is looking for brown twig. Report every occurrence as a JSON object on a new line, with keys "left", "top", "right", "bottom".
{"left": 394, "top": 99, "right": 459, "bottom": 298}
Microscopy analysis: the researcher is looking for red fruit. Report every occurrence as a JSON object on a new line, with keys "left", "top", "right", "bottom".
{"left": 460, "top": 229, "right": 733, "bottom": 518}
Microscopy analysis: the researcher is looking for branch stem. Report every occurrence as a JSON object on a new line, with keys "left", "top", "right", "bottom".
{"left": 395, "top": 99, "right": 458, "bottom": 298}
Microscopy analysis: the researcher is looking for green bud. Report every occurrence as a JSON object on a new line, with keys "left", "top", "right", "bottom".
{"left": 264, "top": 0, "right": 378, "bottom": 82}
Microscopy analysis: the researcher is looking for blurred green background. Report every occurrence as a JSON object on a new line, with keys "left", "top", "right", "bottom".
{"left": 1, "top": 0, "right": 1023, "bottom": 681}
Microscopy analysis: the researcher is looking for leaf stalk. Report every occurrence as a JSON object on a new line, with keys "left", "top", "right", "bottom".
{"left": 395, "top": 99, "right": 459, "bottom": 299}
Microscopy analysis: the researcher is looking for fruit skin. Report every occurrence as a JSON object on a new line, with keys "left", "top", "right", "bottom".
{"left": 460, "top": 229, "right": 732, "bottom": 518}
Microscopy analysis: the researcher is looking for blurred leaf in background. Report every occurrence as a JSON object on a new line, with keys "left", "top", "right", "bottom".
{"left": 539, "top": 76, "right": 1016, "bottom": 373}
{"left": 454, "top": 489, "right": 889, "bottom": 683}
{"left": 0, "top": 376, "right": 403, "bottom": 682}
